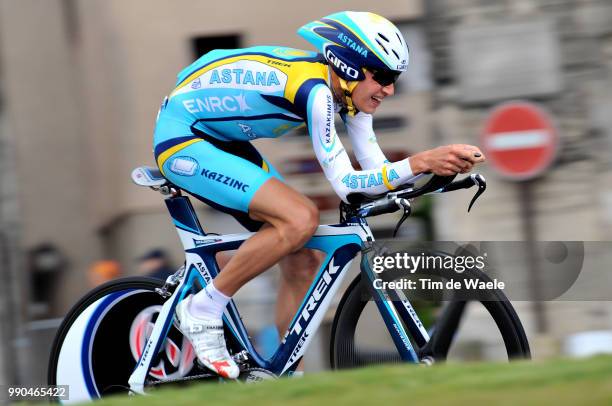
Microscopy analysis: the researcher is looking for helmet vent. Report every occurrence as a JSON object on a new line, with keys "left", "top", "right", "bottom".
{"left": 377, "top": 33, "right": 389, "bottom": 42}
{"left": 392, "top": 49, "right": 399, "bottom": 59}
{"left": 375, "top": 38, "right": 389, "bottom": 55}
{"left": 396, "top": 32, "right": 403, "bottom": 45}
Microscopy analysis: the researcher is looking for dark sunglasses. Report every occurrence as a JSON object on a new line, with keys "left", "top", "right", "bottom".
{"left": 369, "top": 68, "right": 401, "bottom": 87}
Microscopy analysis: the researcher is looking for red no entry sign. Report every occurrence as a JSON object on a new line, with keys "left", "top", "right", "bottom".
{"left": 482, "top": 101, "right": 558, "bottom": 180}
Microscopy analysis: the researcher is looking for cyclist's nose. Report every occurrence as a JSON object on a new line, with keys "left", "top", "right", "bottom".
{"left": 382, "top": 83, "right": 394, "bottom": 96}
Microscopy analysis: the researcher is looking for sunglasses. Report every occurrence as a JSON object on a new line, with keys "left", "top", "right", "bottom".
{"left": 369, "top": 68, "right": 401, "bottom": 87}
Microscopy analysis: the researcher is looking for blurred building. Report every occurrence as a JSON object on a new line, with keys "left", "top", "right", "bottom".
{"left": 1, "top": 0, "right": 612, "bottom": 385}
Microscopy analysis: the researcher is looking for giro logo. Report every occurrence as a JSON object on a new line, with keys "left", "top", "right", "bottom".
{"left": 325, "top": 49, "right": 359, "bottom": 80}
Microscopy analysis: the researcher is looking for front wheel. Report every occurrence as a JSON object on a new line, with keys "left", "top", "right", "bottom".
{"left": 330, "top": 273, "right": 530, "bottom": 369}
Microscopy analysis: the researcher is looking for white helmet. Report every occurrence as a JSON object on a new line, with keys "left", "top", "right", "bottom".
{"left": 298, "top": 11, "right": 409, "bottom": 83}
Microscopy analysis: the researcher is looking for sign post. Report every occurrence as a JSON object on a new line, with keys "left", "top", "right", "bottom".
{"left": 482, "top": 101, "right": 559, "bottom": 333}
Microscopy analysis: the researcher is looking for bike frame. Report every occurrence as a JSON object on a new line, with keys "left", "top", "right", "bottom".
{"left": 128, "top": 194, "right": 430, "bottom": 393}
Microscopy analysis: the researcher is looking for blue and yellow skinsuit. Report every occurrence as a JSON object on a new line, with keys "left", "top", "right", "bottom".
{"left": 154, "top": 46, "right": 416, "bottom": 230}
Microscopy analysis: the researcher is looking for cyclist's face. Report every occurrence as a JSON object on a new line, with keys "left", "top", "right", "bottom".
{"left": 352, "top": 70, "right": 395, "bottom": 114}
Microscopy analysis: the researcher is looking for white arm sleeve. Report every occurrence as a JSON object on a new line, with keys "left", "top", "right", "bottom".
{"left": 343, "top": 112, "right": 388, "bottom": 169}
{"left": 306, "top": 85, "right": 418, "bottom": 203}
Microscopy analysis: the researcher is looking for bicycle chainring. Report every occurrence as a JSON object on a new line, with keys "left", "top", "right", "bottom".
{"left": 238, "top": 368, "right": 277, "bottom": 383}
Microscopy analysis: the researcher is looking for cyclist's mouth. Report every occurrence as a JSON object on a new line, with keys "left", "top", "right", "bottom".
{"left": 371, "top": 96, "right": 383, "bottom": 107}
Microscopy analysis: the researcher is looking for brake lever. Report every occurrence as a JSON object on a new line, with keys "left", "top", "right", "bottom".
{"left": 467, "top": 174, "right": 486, "bottom": 212}
{"left": 392, "top": 198, "right": 412, "bottom": 237}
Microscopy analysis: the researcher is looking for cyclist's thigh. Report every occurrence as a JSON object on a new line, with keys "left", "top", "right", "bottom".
{"left": 155, "top": 136, "right": 282, "bottom": 230}
{"left": 248, "top": 178, "right": 317, "bottom": 224}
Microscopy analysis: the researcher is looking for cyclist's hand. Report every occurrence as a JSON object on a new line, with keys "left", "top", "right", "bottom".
{"left": 409, "top": 144, "right": 486, "bottom": 176}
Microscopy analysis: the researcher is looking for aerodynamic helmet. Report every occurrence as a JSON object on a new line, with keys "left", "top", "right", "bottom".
{"left": 297, "top": 11, "right": 409, "bottom": 82}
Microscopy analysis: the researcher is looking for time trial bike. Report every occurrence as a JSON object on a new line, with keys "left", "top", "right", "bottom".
{"left": 48, "top": 166, "right": 530, "bottom": 403}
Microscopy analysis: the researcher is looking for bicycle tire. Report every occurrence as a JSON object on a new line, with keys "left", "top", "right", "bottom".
{"left": 330, "top": 273, "right": 530, "bottom": 369}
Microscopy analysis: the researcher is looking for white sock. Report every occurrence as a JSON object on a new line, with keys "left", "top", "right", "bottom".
{"left": 189, "top": 281, "right": 231, "bottom": 319}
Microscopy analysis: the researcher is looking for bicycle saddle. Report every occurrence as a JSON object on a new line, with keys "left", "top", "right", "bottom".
{"left": 131, "top": 166, "right": 168, "bottom": 187}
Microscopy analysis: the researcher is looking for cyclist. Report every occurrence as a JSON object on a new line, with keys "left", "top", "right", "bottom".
{"left": 153, "top": 11, "right": 485, "bottom": 379}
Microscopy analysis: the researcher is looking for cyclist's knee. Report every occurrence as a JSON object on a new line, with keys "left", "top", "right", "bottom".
{"left": 299, "top": 201, "right": 319, "bottom": 236}
{"left": 281, "top": 203, "right": 319, "bottom": 249}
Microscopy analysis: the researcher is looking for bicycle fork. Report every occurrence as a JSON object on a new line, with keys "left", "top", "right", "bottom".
{"left": 359, "top": 249, "right": 429, "bottom": 363}
{"left": 127, "top": 272, "right": 195, "bottom": 394}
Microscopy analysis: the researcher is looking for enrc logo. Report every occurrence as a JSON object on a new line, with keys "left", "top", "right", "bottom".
{"left": 182, "top": 94, "right": 251, "bottom": 114}
{"left": 325, "top": 49, "right": 359, "bottom": 80}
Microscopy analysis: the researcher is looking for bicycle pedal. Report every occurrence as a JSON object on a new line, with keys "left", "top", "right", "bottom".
{"left": 233, "top": 350, "right": 250, "bottom": 364}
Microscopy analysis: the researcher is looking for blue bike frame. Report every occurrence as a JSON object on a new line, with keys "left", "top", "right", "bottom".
{"left": 128, "top": 194, "right": 430, "bottom": 393}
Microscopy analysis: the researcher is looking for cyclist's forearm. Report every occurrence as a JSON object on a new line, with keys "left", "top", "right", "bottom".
{"left": 307, "top": 86, "right": 416, "bottom": 201}
{"left": 326, "top": 154, "right": 420, "bottom": 202}
{"left": 344, "top": 112, "right": 388, "bottom": 169}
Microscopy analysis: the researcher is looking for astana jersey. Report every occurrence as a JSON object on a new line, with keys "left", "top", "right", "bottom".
{"left": 153, "top": 46, "right": 418, "bottom": 213}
